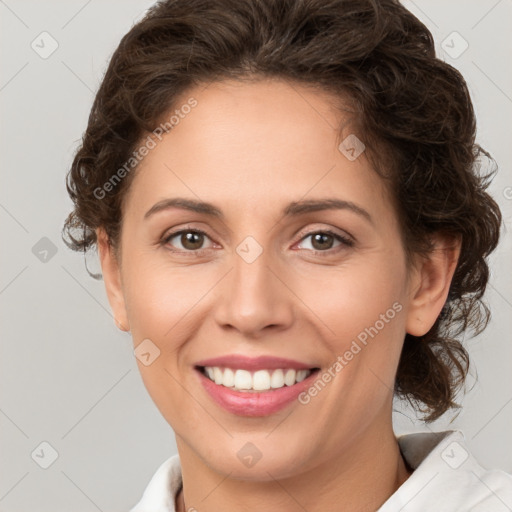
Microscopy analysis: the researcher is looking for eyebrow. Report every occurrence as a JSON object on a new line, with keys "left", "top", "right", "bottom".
{"left": 144, "top": 197, "right": 373, "bottom": 224}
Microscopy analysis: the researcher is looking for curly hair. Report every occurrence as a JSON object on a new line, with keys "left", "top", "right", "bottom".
{"left": 63, "top": 0, "right": 502, "bottom": 422}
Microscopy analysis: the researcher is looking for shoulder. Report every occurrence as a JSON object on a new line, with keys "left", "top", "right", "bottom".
{"left": 129, "top": 454, "right": 182, "bottom": 512}
{"left": 379, "top": 430, "right": 512, "bottom": 512}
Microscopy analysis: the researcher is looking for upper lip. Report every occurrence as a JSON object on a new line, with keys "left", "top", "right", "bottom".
{"left": 195, "top": 355, "right": 318, "bottom": 371}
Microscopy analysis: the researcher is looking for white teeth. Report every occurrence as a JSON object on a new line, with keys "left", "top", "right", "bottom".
{"left": 223, "top": 367, "right": 235, "bottom": 387}
{"left": 213, "top": 367, "right": 223, "bottom": 385}
{"left": 296, "top": 369, "right": 309, "bottom": 382}
{"left": 202, "top": 366, "right": 313, "bottom": 391}
{"left": 253, "top": 370, "right": 271, "bottom": 391}
{"left": 270, "top": 369, "right": 284, "bottom": 388}
{"left": 284, "top": 369, "right": 296, "bottom": 386}
{"left": 234, "top": 369, "right": 252, "bottom": 390}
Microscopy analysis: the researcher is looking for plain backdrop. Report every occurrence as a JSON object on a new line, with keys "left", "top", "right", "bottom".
{"left": 0, "top": 1, "right": 511, "bottom": 510}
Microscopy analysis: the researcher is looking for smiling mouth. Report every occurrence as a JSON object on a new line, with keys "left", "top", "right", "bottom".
{"left": 196, "top": 366, "right": 320, "bottom": 392}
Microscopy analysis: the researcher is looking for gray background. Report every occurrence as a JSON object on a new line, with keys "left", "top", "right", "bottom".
{"left": 0, "top": 1, "right": 511, "bottom": 510}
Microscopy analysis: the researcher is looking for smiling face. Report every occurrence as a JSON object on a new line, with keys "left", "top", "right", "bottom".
{"left": 97, "top": 78, "right": 452, "bottom": 481}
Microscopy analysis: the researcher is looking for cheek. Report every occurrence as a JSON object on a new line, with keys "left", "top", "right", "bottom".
{"left": 122, "top": 259, "right": 211, "bottom": 423}
{"left": 291, "top": 256, "right": 408, "bottom": 400}
{"left": 295, "top": 258, "right": 406, "bottom": 342}
{"left": 123, "top": 255, "right": 215, "bottom": 341}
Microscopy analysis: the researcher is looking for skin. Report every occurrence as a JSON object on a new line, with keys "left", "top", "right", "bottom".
{"left": 97, "top": 78, "right": 460, "bottom": 511}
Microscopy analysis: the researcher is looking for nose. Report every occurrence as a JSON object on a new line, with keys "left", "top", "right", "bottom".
{"left": 213, "top": 244, "right": 295, "bottom": 337}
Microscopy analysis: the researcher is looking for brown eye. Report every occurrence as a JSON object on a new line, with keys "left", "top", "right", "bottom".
{"left": 163, "top": 229, "right": 213, "bottom": 252}
{"left": 180, "top": 231, "right": 204, "bottom": 250}
{"left": 311, "top": 232, "right": 335, "bottom": 250}
{"left": 296, "top": 230, "right": 354, "bottom": 254}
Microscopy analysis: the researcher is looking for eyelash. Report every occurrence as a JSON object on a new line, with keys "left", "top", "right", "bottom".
{"left": 161, "top": 227, "right": 354, "bottom": 256}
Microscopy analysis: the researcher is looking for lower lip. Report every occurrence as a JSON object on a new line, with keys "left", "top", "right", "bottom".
{"left": 196, "top": 368, "right": 319, "bottom": 416}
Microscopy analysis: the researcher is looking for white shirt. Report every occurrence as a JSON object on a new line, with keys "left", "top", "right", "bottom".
{"left": 130, "top": 430, "right": 512, "bottom": 511}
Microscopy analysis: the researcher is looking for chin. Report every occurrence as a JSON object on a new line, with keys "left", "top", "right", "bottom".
{"left": 193, "top": 434, "right": 315, "bottom": 481}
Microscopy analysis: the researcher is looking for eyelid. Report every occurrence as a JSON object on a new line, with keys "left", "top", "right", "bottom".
{"left": 161, "top": 226, "right": 217, "bottom": 252}
{"left": 161, "top": 224, "right": 355, "bottom": 254}
{"left": 293, "top": 230, "right": 354, "bottom": 255}
{"left": 294, "top": 224, "right": 354, "bottom": 244}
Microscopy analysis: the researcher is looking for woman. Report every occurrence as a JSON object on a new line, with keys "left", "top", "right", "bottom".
{"left": 62, "top": 0, "right": 512, "bottom": 510}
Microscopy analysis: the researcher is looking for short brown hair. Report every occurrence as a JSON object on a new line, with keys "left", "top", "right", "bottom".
{"left": 63, "top": 0, "right": 502, "bottom": 422}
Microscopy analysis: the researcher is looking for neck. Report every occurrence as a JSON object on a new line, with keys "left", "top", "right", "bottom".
{"left": 175, "top": 419, "right": 412, "bottom": 512}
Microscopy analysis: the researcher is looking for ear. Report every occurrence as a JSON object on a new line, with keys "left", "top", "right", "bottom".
{"left": 405, "top": 234, "right": 461, "bottom": 337}
{"left": 96, "top": 227, "right": 130, "bottom": 332}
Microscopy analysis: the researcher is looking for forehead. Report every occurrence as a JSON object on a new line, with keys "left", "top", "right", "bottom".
{"left": 123, "top": 79, "right": 392, "bottom": 223}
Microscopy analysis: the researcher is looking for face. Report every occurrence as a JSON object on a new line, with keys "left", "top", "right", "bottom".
{"left": 98, "top": 78, "right": 453, "bottom": 480}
